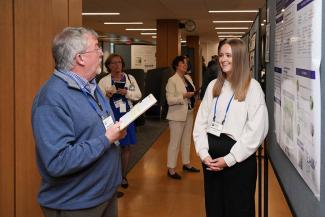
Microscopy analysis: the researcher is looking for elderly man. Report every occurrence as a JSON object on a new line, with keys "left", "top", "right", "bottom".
{"left": 32, "top": 27, "right": 126, "bottom": 217}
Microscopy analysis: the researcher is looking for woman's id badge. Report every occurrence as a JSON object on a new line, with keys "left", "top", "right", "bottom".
{"left": 119, "top": 101, "right": 126, "bottom": 113}
{"left": 207, "top": 121, "right": 223, "bottom": 137}
{"left": 129, "top": 84, "right": 135, "bottom": 91}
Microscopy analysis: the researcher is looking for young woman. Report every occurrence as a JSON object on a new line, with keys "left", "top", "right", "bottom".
{"left": 193, "top": 39, "right": 268, "bottom": 217}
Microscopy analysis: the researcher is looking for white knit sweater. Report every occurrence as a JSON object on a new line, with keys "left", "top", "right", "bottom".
{"left": 193, "top": 79, "right": 269, "bottom": 167}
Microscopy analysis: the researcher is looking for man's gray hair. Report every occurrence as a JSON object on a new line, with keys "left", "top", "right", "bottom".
{"left": 52, "top": 27, "right": 98, "bottom": 71}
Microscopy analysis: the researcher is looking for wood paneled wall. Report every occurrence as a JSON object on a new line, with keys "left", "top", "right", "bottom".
{"left": 0, "top": 1, "right": 15, "bottom": 217}
{"left": 156, "top": 19, "right": 181, "bottom": 68}
{"left": 0, "top": 1, "right": 81, "bottom": 217}
{"left": 186, "top": 36, "right": 200, "bottom": 88}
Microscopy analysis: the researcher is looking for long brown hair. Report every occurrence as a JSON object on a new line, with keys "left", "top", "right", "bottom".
{"left": 212, "top": 38, "right": 251, "bottom": 101}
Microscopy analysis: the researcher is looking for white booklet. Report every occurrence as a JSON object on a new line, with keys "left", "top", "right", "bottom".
{"left": 119, "top": 94, "right": 157, "bottom": 130}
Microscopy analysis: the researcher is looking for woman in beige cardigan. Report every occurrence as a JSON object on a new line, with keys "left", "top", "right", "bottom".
{"left": 166, "top": 55, "right": 200, "bottom": 179}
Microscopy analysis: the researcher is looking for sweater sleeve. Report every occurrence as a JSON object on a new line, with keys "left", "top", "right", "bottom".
{"left": 224, "top": 83, "right": 269, "bottom": 167}
{"left": 32, "top": 104, "right": 111, "bottom": 177}
{"left": 125, "top": 75, "right": 142, "bottom": 101}
{"left": 193, "top": 80, "right": 215, "bottom": 161}
{"left": 98, "top": 77, "right": 109, "bottom": 97}
{"left": 166, "top": 78, "right": 185, "bottom": 105}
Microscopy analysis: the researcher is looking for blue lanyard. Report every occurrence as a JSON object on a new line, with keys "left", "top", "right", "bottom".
{"left": 79, "top": 87, "right": 111, "bottom": 119}
{"left": 213, "top": 94, "right": 234, "bottom": 124}
{"left": 62, "top": 71, "right": 111, "bottom": 119}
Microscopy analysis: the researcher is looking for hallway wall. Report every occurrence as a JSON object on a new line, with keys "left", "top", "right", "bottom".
{"left": 0, "top": 1, "right": 81, "bottom": 217}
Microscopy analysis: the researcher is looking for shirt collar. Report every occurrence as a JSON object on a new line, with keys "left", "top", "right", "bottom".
{"left": 62, "top": 70, "right": 97, "bottom": 96}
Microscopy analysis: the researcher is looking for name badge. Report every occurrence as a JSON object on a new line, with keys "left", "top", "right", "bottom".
{"left": 119, "top": 101, "right": 127, "bottom": 113}
{"left": 114, "top": 99, "right": 122, "bottom": 108}
{"left": 102, "top": 116, "right": 114, "bottom": 130}
{"left": 207, "top": 121, "right": 223, "bottom": 137}
{"left": 129, "top": 84, "right": 135, "bottom": 91}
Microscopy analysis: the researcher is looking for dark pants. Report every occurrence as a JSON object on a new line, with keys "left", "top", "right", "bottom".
{"left": 203, "top": 133, "right": 257, "bottom": 217}
{"left": 41, "top": 193, "right": 117, "bottom": 217}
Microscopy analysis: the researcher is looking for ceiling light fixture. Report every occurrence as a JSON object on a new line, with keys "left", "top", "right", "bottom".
{"left": 126, "top": 28, "right": 157, "bottom": 31}
{"left": 104, "top": 22, "right": 143, "bottom": 25}
{"left": 181, "top": 40, "right": 187, "bottom": 43}
{"left": 82, "top": 12, "right": 120, "bottom": 15}
{"left": 141, "top": 32, "right": 157, "bottom": 35}
{"left": 152, "top": 36, "right": 157, "bottom": 39}
{"left": 215, "top": 27, "right": 249, "bottom": 30}
{"left": 217, "top": 32, "right": 245, "bottom": 34}
{"left": 212, "top": 20, "right": 253, "bottom": 23}
{"left": 218, "top": 35, "right": 242, "bottom": 38}
{"left": 209, "top": 10, "right": 258, "bottom": 13}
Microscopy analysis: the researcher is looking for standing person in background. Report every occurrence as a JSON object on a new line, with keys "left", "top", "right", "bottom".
{"left": 185, "top": 54, "right": 192, "bottom": 74}
{"left": 99, "top": 54, "right": 141, "bottom": 193}
{"left": 166, "top": 55, "right": 200, "bottom": 180}
{"left": 207, "top": 55, "right": 217, "bottom": 68}
{"left": 32, "top": 27, "right": 126, "bottom": 217}
{"left": 201, "top": 56, "right": 207, "bottom": 80}
{"left": 193, "top": 38, "right": 268, "bottom": 217}
{"left": 200, "top": 60, "right": 220, "bottom": 100}
{"left": 200, "top": 39, "right": 226, "bottom": 99}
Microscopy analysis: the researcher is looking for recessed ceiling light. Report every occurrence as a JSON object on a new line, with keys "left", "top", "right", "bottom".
{"left": 217, "top": 32, "right": 245, "bottom": 34}
{"left": 82, "top": 12, "right": 120, "bottom": 15}
{"left": 181, "top": 40, "right": 187, "bottom": 43}
{"left": 209, "top": 10, "right": 258, "bottom": 13}
{"left": 212, "top": 21, "right": 253, "bottom": 23}
{"left": 126, "top": 28, "right": 157, "bottom": 31}
{"left": 218, "top": 35, "right": 242, "bottom": 38}
{"left": 141, "top": 32, "right": 157, "bottom": 35}
{"left": 152, "top": 36, "right": 157, "bottom": 39}
{"left": 261, "top": 23, "right": 265, "bottom": 26}
{"left": 104, "top": 22, "right": 143, "bottom": 25}
{"left": 215, "top": 27, "right": 249, "bottom": 29}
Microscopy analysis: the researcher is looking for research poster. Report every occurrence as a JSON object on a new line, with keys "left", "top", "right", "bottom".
{"left": 131, "top": 45, "right": 156, "bottom": 72}
{"left": 274, "top": 0, "right": 321, "bottom": 199}
{"left": 274, "top": 3, "right": 284, "bottom": 145}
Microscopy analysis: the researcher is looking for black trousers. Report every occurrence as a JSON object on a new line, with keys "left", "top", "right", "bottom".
{"left": 203, "top": 133, "right": 257, "bottom": 217}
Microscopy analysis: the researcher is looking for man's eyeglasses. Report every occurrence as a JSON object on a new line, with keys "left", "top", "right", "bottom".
{"left": 79, "top": 47, "right": 103, "bottom": 54}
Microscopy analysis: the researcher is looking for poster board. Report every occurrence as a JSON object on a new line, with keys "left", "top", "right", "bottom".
{"left": 265, "top": 0, "right": 324, "bottom": 216}
{"left": 131, "top": 45, "right": 156, "bottom": 72}
{"left": 248, "top": 13, "right": 261, "bottom": 80}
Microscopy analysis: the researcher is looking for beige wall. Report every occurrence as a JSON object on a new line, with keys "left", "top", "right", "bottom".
{"left": 0, "top": 1, "right": 81, "bottom": 217}
{"left": 206, "top": 41, "right": 219, "bottom": 62}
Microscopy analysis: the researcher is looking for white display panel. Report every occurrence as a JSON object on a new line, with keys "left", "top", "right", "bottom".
{"left": 274, "top": 0, "right": 322, "bottom": 200}
{"left": 131, "top": 45, "right": 156, "bottom": 72}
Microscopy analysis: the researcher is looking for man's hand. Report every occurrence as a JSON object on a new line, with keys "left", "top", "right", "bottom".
{"left": 105, "top": 122, "right": 127, "bottom": 144}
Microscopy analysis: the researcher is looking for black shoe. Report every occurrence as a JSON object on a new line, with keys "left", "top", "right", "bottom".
{"left": 167, "top": 170, "right": 182, "bottom": 180}
{"left": 121, "top": 177, "right": 129, "bottom": 189}
{"left": 183, "top": 165, "right": 200, "bottom": 172}
{"left": 117, "top": 191, "right": 124, "bottom": 198}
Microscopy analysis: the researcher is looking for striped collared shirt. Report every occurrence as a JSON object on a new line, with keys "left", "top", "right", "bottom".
{"left": 63, "top": 70, "right": 97, "bottom": 96}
